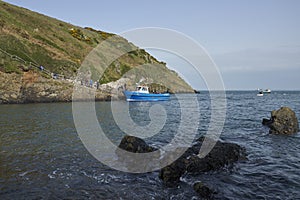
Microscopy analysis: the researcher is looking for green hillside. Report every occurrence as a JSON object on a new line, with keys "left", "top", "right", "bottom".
{"left": 0, "top": 1, "right": 193, "bottom": 92}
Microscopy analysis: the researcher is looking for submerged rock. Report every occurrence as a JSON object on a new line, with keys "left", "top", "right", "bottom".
{"left": 263, "top": 107, "right": 299, "bottom": 134}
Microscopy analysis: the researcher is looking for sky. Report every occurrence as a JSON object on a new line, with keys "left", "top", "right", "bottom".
{"left": 4, "top": 0, "right": 300, "bottom": 90}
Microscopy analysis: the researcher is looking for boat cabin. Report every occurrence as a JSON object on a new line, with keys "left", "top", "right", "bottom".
{"left": 135, "top": 86, "right": 149, "bottom": 93}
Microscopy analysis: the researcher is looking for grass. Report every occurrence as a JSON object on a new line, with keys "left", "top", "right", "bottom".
{"left": 33, "top": 35, "right": 66, "bottom": 52}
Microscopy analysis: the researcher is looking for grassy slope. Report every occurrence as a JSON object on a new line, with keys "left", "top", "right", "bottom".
{"left": 0, "top": 1, "right": 193, "bottom": 92}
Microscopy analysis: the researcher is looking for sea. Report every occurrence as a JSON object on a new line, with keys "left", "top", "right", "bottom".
{"left": 0, "top": 91, "right": 300, "bottom": 200}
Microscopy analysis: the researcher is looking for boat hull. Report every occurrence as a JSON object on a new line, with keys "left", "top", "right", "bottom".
{"left": 123, "top": 91, "right": 170, "bottom": 101}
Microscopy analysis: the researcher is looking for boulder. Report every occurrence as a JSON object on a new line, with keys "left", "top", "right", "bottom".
{"left": 159, "top": 137, "right": 246, "bottom": 186}
{"left": 263, "top": 107, "right": 299, "bottom": 134}
{"left": 118, "top": 135, "right": 156, "bottom": 153}
{"left": 116, "top": 135, "right": 158, "bottom": 172}
{"left": 186, "top": 138, "right": 246, "bottom": 174}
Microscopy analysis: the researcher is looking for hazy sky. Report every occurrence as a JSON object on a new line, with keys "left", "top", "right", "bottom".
{"left": 4, "top": 0, "right": 300, "bottom": 90}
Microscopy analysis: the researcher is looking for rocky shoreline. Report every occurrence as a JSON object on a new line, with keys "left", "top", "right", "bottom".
{"left": 0, "top": 71, "right": 119, "bottom": 104}
{"left": 0, "top": 71, "right": 197, "bottom": 104}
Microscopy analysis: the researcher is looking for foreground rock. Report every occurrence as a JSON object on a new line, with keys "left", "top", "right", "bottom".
{"left": 117, "top": 134, "right": 246, "bottom": 197}
{"left": 193, "top": 182, "right": 215, "bottom": 200}
{"left": 118, "top": 135, "right": 157, "bottom": 153}
{"left": 159, "top": 137, "right": 246, "bottom": 187}
{"left": 116, "top": 135, "right": 159, "bottom": 172}
{"left": 263, "top": 107, "right": 299, "bottom": 134}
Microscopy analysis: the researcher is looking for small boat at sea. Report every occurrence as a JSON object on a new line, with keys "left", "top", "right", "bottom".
{"left": 263, "top": 89, "right": 271, "bottom": 93}
{"left": 257, "top": 88, "right": 271, "bottom": 96}
{"left": 258, "top": 88, "right": 271, "bottom": 94}
{"left": 257, "top": 91, "right": 264, "bottom": 96}
{"left": 123, "top": 85, "right": 170, "bottom": 102}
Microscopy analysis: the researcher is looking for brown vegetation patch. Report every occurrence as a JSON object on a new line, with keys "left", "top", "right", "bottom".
{"left": 22, "top": 71, "right": 39, "bottom": 84}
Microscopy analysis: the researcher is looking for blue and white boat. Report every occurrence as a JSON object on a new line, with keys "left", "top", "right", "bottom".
{"left": 123, "top": 86, "right": 170, "bottom": 102}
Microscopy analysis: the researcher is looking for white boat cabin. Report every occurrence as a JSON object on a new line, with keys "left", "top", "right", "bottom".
{"left": 135, "top": 86, "right": 149, "bottom": 93}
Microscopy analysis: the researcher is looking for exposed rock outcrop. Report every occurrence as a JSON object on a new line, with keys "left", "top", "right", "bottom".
{"left": 117, "top": 135, "right": 247, "bottom": 192}
{"left": 116, "top": 135, "right": 159, "bottom": 172}
{"left": 0, "top": 70, "right": 194, "bottom": 104}
{"left": 0, "top": 71, "right": 113, "bottom": 104}
{"left": 262, "top": 107, "right": 299, "bottom": 134}
{"left": 159, "top": 137, "right": 246, "bottom": 187}
{"left": 0, "top": 71, "right": 22, "bottom": 103}
{"left": 118, "top": 135, "right": 157, "bottom": 153}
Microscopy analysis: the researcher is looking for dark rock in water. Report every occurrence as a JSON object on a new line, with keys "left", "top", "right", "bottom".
{"left": 158, "top": 157, "right": 186, "bottom": 187}
{"left": 116, "top": 135, "right": 158, "bottom": 172}
{"left": 159, "top": 149, "right": 189, "bottom": 186}
{"left": 187, "top": 139, "right": 246, "bottom": 174}
{"left": 159, "top": 137, "right": 247, "bottom": 186}
{"left": 118, "top": 135, "right": 157, "bottom": 153}
{"left": 117, "top": 135, "right": 246, "bottom": 195}
{"left": 263, "top": 107, "right": 299, "bottom": 134}
{"left": 193, "top": 182, "right": 215, "bottom": 199}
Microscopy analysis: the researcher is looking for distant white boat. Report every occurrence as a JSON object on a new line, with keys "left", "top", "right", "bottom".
{"left": 263, "top": 89, "right": 271, "bottom": 93}
{"left": 257, "top": 88, "right": 271, "bottom": 94}
{"left": 257, "top": 91, "right": 264, "bottom": 96}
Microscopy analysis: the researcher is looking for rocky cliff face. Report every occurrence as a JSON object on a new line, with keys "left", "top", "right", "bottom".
{"left": 0, "top": 71, "right": 113, "bottom": 104}
{"left": 0, "top": 69, "right": 196, "bottom": 104}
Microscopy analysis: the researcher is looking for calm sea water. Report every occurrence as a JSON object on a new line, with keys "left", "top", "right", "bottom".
{"left": 1, "top": 91, "right": 300, "bottom": 199}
